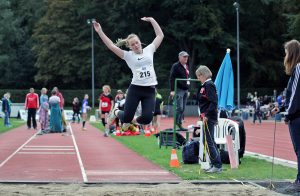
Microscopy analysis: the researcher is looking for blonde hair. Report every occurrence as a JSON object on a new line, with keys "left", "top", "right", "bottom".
{"left": 284, "top": 39, "right": 300, "bottom": 75}
{"left": 41, "top": 87, "right": 47, "bottom": 94}
{"left": 115, "top": 34, "right": 139, "bottom": 48}
{"left": 195, "top": 65, "right": 212, "bottom": 79}
{"left": 102, "top": 85, "right": 111, "bottom": 93}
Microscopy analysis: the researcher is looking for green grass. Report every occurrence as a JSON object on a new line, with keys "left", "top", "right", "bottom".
{"left": 91, "top": 122, "right": 296, "bottom": 181}
{"left": 0, "top": 118, "right": 26, "bottom": 134}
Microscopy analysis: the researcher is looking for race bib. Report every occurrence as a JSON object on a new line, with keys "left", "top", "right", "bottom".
{"left": 101, "top": 102, "right": 108, "bottom": 107}
{"left": 136, "top": 65, "right": 154, "bottom": 81}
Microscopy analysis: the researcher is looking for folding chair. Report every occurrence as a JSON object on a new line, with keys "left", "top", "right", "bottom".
{"left": 197, "top": 118, "right": 240, "bottom": 167}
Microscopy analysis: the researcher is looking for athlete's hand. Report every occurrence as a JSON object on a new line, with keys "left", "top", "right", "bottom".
{"left": 93, "top": 21, "right": 102, "bottom": 33}
{"left": 141, "top": 17, "right": 153, "bottom": 22}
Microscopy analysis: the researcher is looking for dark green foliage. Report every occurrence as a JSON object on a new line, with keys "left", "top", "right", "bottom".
{"left": 1, "top": 0, "right": 299, "bottom": 91}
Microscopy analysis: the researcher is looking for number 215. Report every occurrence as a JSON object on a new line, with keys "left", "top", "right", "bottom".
{"left": 140, "top": 71, "right": 150, "bottom": 78}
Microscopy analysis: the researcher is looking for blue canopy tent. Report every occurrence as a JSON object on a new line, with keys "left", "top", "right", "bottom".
{"left": 214, "top": 49, "right": 235, "bottom": 115}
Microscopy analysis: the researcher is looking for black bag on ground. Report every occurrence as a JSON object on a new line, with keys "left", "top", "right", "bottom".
{"left": 219, "top": 116, "right": 246, "bottom": 164}
{"left": 182, "top": 140, "right": 199, "bottom": 164}
{"left": 229, "top": 116, "right": 246, "bottom": 158}
{"left": 155, "top": 129, "right": 187, "bottom": 148}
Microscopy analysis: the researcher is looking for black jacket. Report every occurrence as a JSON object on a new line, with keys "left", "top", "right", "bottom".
{"left": 169, "top": 61, "right": 189, "bottom": 91}
{"left": 2, "top": 98, "right": 10, "bottom": 113}
{"left": 285, "top": 63, "right": 300, "bottom": 121}
{"left": 197, "top": 80, "right": 218, "bottom": 122}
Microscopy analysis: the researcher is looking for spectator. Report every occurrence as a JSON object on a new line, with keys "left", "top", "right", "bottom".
{"left": 253, "top": 97, "right": 262, "bottom": 125}
{"left": 49, "top": 90, "right": 62, "bottom": 132}
{"left": 25, "top": 88, "right": 39, "bottom": 130}
{"left": 39, "top": 88, "right": 49, "bottom": 131}
{"left": 114, "top": 90, "right": 126, "bottom": 127}
{"left": 81, "top": 94, "right": 90, "bottom": 130}
{"left": 72, "top": 97, "right": 80, "bottom": 123}
{"left": 196, "top": 65, "right": 222, "bottom": 173}
{"left": 282, "top": 39, "right": 300, "bottom": 193}
{"left": 53, "top": 87, "right": 66, "bottom": 132}
{"left": 2, "top": 93, "right": 11, "bottom": 127}
{"left": 99, "top": 85, "right": 114, "bottom": 128}
{"left": 169, "top": 51, "right": 190, "bottom": 131}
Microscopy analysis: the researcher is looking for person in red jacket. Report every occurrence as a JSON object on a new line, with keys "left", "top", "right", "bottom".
{"left": 25, "top": 88, "right": 39, "bottom": 130}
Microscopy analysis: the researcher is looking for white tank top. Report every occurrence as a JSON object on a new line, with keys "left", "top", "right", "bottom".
{"left": 123, "top": 43, "right": 157, "bottom": 86}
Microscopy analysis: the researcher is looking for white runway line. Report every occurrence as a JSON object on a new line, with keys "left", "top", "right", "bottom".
{"left": 0, "top": 132, "right": 37, "bottom": 168}
{"left": 86, "top": 170, "right": 171, "bottom": 176}
{"left": 21, "top": 148, "right": 75, "bottom": 151}
{"left": 69, "top": 123, "right": 88, "bottom": 183}
{"left": 18, "top": 152, "right": 76, "bottom": 155}
{"left": 25, "top": 145, "right": 74, "bottom": 148}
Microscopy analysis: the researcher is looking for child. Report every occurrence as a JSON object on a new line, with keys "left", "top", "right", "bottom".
{"left": 81, "top": 94, "right": 90, "bottom": 130}
{"left": 2, "top": 93, "right": 11, "bottom": 127}
{"left": 114, "top": 90, "right": 125, "bottom": 127}
{"left": 72, "top": 97, "right": 80, "bottom": 123}
{"left": 99, "top": 85, "right": 114, "bottom": 136}
{"left": 39, "top": 88, "right": 49, "bottom": 131}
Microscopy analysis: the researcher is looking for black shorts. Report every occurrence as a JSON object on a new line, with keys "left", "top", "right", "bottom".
{"left": 101, "top": 111, "right": 109, "bottom": 115}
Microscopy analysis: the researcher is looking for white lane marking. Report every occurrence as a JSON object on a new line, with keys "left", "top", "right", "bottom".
{"left": 69, "top": 123, "right": 88, "bottom": 183}
{"left": 25, "top": 146, "right": 74, "bottom": 148}
{"left": 86, "top": 170, "right": 170, "bottom": 176}
{"left": 0, "top": 133, "right": 37, "bottom": 168}
{"left": 21, "top": 148, "right": 75, "bottom": 151}
{"left": 18, "top": 152, "right": 76, "bottom": 155}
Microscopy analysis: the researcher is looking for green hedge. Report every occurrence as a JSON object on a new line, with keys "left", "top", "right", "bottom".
{"left": 0, "top": 87, "right": 284, "bottom": 107}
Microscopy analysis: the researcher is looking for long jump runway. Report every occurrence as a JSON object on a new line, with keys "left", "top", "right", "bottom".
{"left": 0, "top": 123, "right": 180, "bottom": 183}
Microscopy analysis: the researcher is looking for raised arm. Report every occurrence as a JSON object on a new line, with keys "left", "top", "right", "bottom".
{"left": 93, "top": 21, "right": 124, "bottom": 59}
{"left": 141, "top": 17, "right": 164, "bottom": 50}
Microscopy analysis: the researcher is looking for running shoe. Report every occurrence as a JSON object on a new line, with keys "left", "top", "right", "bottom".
{"left": 205, "top": 166, "right": 222, "bottom": 173}
{"left": 107, "top": 108, "right": 119, "bottom": 125}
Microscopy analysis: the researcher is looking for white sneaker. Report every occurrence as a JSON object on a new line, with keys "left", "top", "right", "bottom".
{"left": 107, "top": 108, "right": 119, "bottom": 125}
{"left": 205, "top": 166, "right": 222, "bottom": 173}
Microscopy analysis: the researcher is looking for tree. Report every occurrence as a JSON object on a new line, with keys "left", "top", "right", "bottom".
{"left": 283, "top": 0, "right": 300, "bottom": 39}
{"left": 9, "top": 0, "right": 46, "bottom": 88}
{"left": 32, "top": 0, "right": 89, "bottom": 88}
{"left": 0, "top": 0, "right": 22, "bottom": 88}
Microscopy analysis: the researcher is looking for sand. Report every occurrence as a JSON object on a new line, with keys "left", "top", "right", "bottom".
{"left": 0, "top": 181, "right": 283, "bottom": 196}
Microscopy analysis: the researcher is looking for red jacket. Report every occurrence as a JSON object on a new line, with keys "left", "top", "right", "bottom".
{"left": 25, "top": 93, "right": 39, "bottom": 109}
{"left": 57, "top": 92, "right": 64, "bottom": 109}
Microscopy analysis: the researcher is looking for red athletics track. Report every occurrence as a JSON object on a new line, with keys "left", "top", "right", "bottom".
{"left": 0, "top": 117, "right": 294, "bottom": 183}
{"left": 0, "top": 122, "right": 179, "bottom": 183}
{"left": 160, "top": 117, "right": 296, "bottom": 162}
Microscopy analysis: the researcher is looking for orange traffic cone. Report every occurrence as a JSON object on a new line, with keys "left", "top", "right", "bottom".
{"left": 170, "top": 149, "right": 180, "bottom": 168}
{"left": 144, "top": 126, "right": 151, "bottom": 137}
